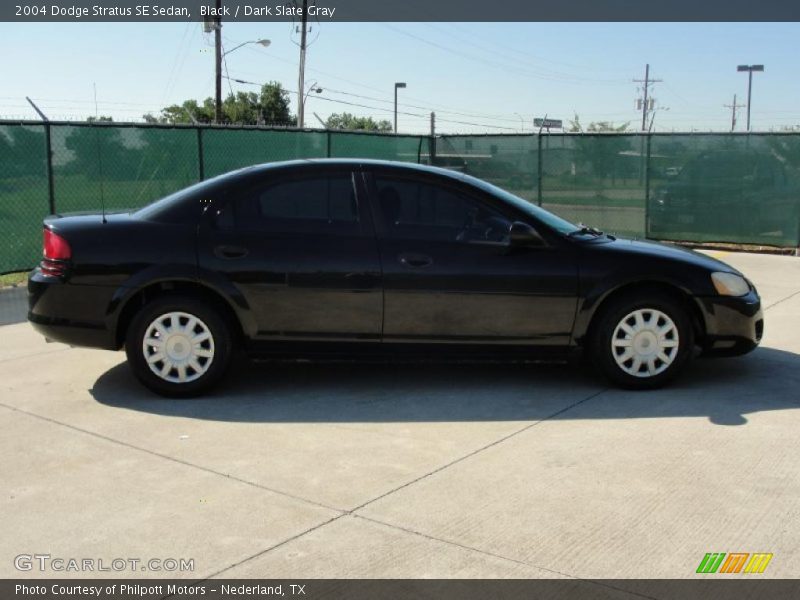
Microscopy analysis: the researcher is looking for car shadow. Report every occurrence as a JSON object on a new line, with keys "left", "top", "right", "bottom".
{"left": 89, "top": 346, "right": 800, "bottom": 427}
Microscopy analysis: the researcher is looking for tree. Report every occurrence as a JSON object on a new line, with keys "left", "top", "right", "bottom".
{"left": 567, "top": 114, "right": 633, "bottom": 187}
{"left": 568, "top": 114, "right": 630, "bottom": 133}
{"left": 256, "top": 81, "right": 294, "bottom": 125}
{"left": 64, "top": 121, "right": 136, "bottom": 180}
{"left": 0, "top": 125, "right": 48, "bottom": 177}
{"left": 145, "top": 82, "right": 294, "bottom": 126}
{"left": 325, "top": 112, "right": 392, "bottom": 132}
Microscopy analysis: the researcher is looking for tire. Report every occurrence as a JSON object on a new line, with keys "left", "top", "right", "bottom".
{"left": 125, "top": 294, "right": 233, "bottom": 397}
{"left": 590, "top": 292, "right": 694, "bottom": 389}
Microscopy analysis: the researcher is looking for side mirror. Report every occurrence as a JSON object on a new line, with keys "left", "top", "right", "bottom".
{"left": 509, "top": 221, "right": 546, "bottom": 247}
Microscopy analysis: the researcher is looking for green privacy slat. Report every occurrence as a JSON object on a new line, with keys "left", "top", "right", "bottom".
{"left": 3, "top": 125, "right": 799, "bottom": 276}
{"left": 647, "top": 134, "right": 800, "bottom": 246}
{"left": 202, "top": 129, "right": 327, "bottom": 177}
{"left": 434, "top": 135, "right": 540, "bottom": 206}
{"left": 539, "top": 134, "right": 648, "bottom": 239}
{"left": 329, "top": 132, "right": 425, "bottom": 162}
{"left": 0, "top": 125, "right": 49, "bottom": 274}
{"left": 50, "top": 125, "right": 200, "bottom": 214}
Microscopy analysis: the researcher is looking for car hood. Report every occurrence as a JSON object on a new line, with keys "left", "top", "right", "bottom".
{"left": 600, "top": 237, "right": 743, "bottom": 275}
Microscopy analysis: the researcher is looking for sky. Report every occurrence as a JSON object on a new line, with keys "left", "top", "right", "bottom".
{"left": 1, "top": 21, "right": 799, "bottom": 133}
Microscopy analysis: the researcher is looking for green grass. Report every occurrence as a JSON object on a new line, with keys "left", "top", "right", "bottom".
{"left": 0, "top": 271, "right": 28, "bottom": 287}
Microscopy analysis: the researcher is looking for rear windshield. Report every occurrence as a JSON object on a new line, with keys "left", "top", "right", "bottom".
{"left": 133, "top": 172, "right": 231, "bottom": 221}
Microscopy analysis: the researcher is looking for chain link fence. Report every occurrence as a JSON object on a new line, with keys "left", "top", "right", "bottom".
{"left": 2, "top": 123, "right": 800, "bottom": 279}
{"left": 436, "top": 132, "right": 800, "bottom": 246}
{"left": 0, "top": 123, "right": 49, "bottom": 275}
{"left": 0, "top": 122, "right": 428, "bottom": 275}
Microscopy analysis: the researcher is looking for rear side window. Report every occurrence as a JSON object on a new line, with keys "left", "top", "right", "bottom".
{"left": 226, "top": 174, "right": 360, "bottom": 235}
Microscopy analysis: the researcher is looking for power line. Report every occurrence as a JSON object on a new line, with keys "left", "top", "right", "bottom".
{"left": 384, "top": 24, "right": 630, "bottom": 86}
{"left": 319, "top": 87, "right": 530, "bottom": 124}
{"left": 225, "top": 40, "right": 536, "bottom": 123}
{"left": 225, "top": 76, "right": 519, "bottom": 131}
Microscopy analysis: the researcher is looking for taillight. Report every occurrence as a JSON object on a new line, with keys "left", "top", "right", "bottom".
{"left": 41, "top": 228, "right": 71, "bottom": 276}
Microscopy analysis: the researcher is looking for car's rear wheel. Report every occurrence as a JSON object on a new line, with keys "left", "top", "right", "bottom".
{"left": 126, "top": 295, "right": 233, "bottom": 397}
{"left": 591, "top": 293, "right": 694, "bottom": 389}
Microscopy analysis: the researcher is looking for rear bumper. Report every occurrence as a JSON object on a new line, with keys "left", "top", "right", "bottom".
{"left": 696, "top": 290, "right": 763, "bottom": 357}
{"left": 27, "top": 271, "right": 118, "bottom": 350}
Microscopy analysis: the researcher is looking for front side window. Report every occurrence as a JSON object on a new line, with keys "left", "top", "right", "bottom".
{"left": 375, "top": 176, "right": 511, "bottom": 242}
{"left": 225, "top": 174, "right": 360, "bottom": 234}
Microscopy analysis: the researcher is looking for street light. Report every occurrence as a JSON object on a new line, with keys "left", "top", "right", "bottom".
{"left": 303, "top": 82, "right": 323, "bottom": 116}
{"left": 215, "top": 38, "right": 272, "bottom": 123}
{"left": 223, "top": 38, "right": 271, "bottom": 57}
{"left": 737, "top": 64, "right": 764, "bottom": 132}
{"left": 394, "top": 82, "right": 406, "bottom": 134}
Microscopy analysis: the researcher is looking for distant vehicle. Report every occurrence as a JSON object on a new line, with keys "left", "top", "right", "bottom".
{"left": 29, "top": 160, "right": 762, "bottom": 396}
{"left": 649, "top": 149, "right": 800, "bottom": 241}
{"left": 463, "top": 159, "right": 536, "bottom": 190}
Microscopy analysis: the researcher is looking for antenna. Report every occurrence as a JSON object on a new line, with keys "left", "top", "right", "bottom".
{"left": 91, "top": 121, "right": 107, "bottom": 224}
{"left": 91, "top": 82, "right": 107, "bottom": 223}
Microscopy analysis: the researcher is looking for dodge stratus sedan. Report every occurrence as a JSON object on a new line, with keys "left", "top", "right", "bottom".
{"left": 29, "top": 160, "right": 763, "bottom": 396}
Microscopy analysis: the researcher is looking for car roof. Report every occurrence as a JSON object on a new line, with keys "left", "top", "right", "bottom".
{"left": 230, "top": 158, "right": 466, "bottom": 182}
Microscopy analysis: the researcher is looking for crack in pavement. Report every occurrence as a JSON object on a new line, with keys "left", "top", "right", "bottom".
{"left": 764, "top": 288, "right": 800, "bottom": 311}
{"left": 0, "top": 346, "right": 70, "bottom": 365}
{"left": 4, "top": 385, "right": 612, "bottom": 583}
{"left": 0, "top": 400, "right": 343, "bottom": 514}
{"left": 201, "top": 387, "right": 609, "bottom": 579}
{"left": 347, "top": 387, "right": 609, "bottom": 513}
{"left": 353, "top": 514, "right": 659, "bottom": 600}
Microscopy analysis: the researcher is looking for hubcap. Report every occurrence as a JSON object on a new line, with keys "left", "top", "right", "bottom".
{"left": 611, "top": 308, "right": 679, "bottom": 378}
{"left": 142, "top": 311, "right": 215, "bottom": 384}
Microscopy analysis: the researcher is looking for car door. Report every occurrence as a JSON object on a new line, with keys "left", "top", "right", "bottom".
{"left": 366, "top": 169, "right": 578, "bottom": 345}
{"left": 198, "top": 166, "right": 382, "bottom": 341}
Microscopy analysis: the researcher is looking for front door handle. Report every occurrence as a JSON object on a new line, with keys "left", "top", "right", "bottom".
{"left": 398, "top": 253, "right": 433, "bottom": 268}
{"left": 214, "top": 245, "right": 249, "bottom": 260}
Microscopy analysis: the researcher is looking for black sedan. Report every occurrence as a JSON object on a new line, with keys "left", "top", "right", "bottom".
{"left": 28, "top": 159, "right": 763, "bottom": 396}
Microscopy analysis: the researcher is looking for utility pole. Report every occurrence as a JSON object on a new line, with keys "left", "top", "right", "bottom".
{"left": 633, "top": 64, "right": 662, "bottom": 132}
{"left": 214, "top": 0, "right": 222, "bottom": 123}
{"left": 724, "top": 94, "right": 745, "bottom": 132}
{"left": 394, "top": 82, "right": 406, "bottom": 133}
{"left": 297, "top": 0, "right": 309, "bottom": 128}
{"left": 430, "top": 112, "right": 436, "bottom": 163}
{"left": 737, "top": 64, "right": 764, "bottom": 132}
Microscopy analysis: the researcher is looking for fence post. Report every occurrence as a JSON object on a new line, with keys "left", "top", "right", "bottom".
{"left": 644, "top": 133, "right": 652, "bottom": 239}
{"left": 326, "top": 131, "right": 332, "bottom": 158}
{"left": 44, "top": 123, "right": 56, "bottom": 214}
{"left": 196, "top": 127, "right": 205, "bottom": 181}
{"left": 537, "top": 132, "right": 543, "bottom": 207}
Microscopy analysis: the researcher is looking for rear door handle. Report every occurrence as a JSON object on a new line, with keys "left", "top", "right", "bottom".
{"left": 398, "top": 253, "right": 433, "bottom": 268}
{"left": 214, "top": 245, "right": 249, "bottom": 260}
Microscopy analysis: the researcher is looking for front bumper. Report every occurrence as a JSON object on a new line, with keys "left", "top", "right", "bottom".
{"left": 695, "top": 289, "right": 763, "bottom": 356}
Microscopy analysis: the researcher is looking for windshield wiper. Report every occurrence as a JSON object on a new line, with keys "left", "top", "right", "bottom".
{"left": 568, "top": 224, "right": 604, "bottom": 237}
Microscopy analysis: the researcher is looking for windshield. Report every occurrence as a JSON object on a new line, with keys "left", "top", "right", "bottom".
{"left": 459, "top": 173, "right": 578, "bottom": 235}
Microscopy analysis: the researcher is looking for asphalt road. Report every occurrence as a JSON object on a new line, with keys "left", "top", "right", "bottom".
{"left": 1, "top": 251, "right": 799, "bottom": 583}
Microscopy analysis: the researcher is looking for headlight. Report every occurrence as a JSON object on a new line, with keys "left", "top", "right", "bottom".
{"left": 711, "top": 272, "right": 750, "bottom": 297}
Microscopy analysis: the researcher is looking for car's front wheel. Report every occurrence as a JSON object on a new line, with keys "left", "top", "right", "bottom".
{"left": 591, "top": 293, "right": 694, "bottom": 389}
{"left": 125, "top": 295, "right": 233, "bottom": 397}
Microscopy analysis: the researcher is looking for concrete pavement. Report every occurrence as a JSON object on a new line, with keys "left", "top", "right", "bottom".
{"left": 1, "top": 251, "right": 799, "bottom": 584}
